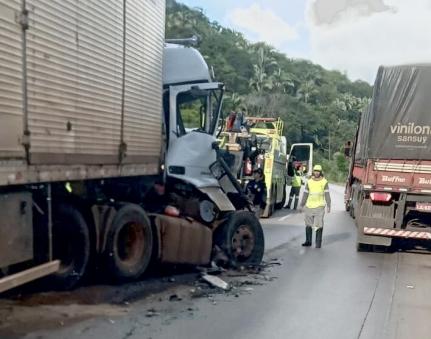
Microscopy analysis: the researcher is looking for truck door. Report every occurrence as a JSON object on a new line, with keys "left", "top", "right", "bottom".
{"left": 287, "top": 143, "right": 313, "bottom": 177}
{"left": 165, "top": 82, "right": 224, "bottom": 188}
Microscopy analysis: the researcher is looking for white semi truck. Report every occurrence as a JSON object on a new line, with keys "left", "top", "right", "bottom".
{"left": 0, "top": 0, "right": 264, "bottom": 293}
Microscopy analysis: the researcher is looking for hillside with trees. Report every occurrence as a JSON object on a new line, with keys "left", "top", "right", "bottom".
{"left": 166, "top": 0, "right": 373, "bottom": 181}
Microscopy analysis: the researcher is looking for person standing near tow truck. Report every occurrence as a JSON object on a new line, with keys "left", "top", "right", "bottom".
{"left": 246, "top": 168, "right": 267, "bottom": 218}
{"left": 285, "top": 163, "right": 303, "bottom": 210}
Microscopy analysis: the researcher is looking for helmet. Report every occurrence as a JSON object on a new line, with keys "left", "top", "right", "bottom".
{"left": 313, "top": 164, "right": 323, "bottom": 172}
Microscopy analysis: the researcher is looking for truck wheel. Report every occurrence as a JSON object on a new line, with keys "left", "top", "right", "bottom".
{"left": 349, "top": 201, "right": 355, "bottom": 218}
{"left": 104, "top": 204, "right": 153, "bottom": 282}
{"left": 50, "top": 204, "right": 90, "bottom": 290}
{"left": 215, "top": 211, "right": 265, "bottom": 267}
{"left": 269, "top": 186, "right": 276, "bottom": 216}
{"left": 275, "top": 184, "right": 286, "bottom": 210}
{"left": 345, "top": 200, "right": 351, "bottom": 212}
{"left": 356, "top": 241, "right": 371, "bottom": 252}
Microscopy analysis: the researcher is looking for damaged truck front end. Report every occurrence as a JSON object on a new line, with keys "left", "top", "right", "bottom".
{"left": 156, "top": 45, "right": 265, "bottom": 268}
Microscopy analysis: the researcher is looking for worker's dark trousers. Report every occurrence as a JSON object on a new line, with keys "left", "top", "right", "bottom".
{"left": 287, "top": 186, "right": 300, "bottom": 209}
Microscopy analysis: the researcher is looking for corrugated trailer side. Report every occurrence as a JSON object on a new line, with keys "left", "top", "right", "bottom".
{"left": 123, "top": 0, "right": 165, "bottom": 163}
{"left": 0, "top": 0, "right": 164, "bottom": 187}
{"left": 0, "top": 0, "right": 25, "bottom": 159}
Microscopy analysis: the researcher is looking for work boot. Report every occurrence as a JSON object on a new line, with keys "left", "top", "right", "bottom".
{"left": 302, "top": 226, "right": 312, "bottom": 246}
{"left": 316, "top": 228, "right": 323, "bottom": 248}
{"left": 285, "top": 198, "right": 293, "bottom": 209}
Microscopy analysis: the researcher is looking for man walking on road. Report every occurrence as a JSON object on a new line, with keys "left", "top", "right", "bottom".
{"left": 300, "top": 165, "right": 331, "bottom": 248}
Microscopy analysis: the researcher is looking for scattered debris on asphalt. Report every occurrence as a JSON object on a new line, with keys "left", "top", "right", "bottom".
{"left": 190, "top": 287, "right": 207, "bottom": 299}
{"left": 406, "top": 285, "right": 415, "bottom": 289}
{"left": 196, "top": 263, "right": 225, "bottom": 275}
{"left": 201, "top": 274, "right": 230, "bottom": 290}
{"left": 146, "top": 309, "right": 160, "bottom": 318}
{"left": 169, "top": 294, "right": 182, "bottom": 302}
{"left": 0, "top": 257, "right": 283, "bottom": 337}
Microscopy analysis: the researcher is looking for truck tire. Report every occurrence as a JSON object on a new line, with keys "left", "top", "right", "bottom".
{"left": 269, "top": 186, "right": 276, "bottom": 216}
{"left": 275, "top": 184, "right": 286, "bottom": 210}
{"left": 104, "top": 204, "right": 153, "bottom": 282}
{"left": 345, "top": 200, "right": 351, "bottom": 212}
{"left": 215, "top": 211, "right": 265, "bottom": 267}
{"left": 349, "top": 201, "right": 355, "bottom": 218}
{"left": 356, "top": 241, "right": 371, "bottom": 252}
{"left": 50, "top": 204, "right": 91, "bottom": 290}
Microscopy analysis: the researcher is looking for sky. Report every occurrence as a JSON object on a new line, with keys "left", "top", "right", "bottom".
{"left": 179, "top": 0, "right": 431, "bottom": 83}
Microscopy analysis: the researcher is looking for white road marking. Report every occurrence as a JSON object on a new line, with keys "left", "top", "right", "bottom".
{"left": 278, "top": 214, "right": 294, "bottom": 222}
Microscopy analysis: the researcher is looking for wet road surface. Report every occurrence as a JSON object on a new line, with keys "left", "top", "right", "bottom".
{"left": 2, "top": 185, "right": 431, "bottom": 339}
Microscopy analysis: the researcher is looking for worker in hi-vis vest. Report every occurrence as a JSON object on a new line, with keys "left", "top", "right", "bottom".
{"left": 285, "top": 163, "right": 303, "bottom": 210}
{"left": 299, "top": 164, "right": 331, "bottom": 248}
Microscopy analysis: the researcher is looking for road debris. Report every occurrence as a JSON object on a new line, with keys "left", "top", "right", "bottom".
{"left": 145, "top": 309, "right": 160, "bottom": 318}
{"left": 406, "top": 285, "right": 415, "bottom": 289}
{"left": 190, "top": 287, "right": 207, "bottom": 298}
{"left": 196, "top": 262, "right": 225, "bottom": 275}
{"left": 201, "top": 274, "right": 230, "bottom": 290}
{"left": 169, "top": 294, "right": 182, "bottom": 302}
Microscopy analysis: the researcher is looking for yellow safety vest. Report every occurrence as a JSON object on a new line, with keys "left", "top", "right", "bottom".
{"left": 292, "top": 173, "right": 302, "bottom": 188}
{"left": 305, "top": 177, "right": 328, "bottom": 209}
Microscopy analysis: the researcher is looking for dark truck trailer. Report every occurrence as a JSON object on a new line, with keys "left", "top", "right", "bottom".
{"left": 345, "top": 64, "right": 431, "bottom": 250}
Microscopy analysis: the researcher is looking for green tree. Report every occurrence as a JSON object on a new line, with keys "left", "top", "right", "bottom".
{"left": 166, "top": 0, "right": 373, "bottom": 181}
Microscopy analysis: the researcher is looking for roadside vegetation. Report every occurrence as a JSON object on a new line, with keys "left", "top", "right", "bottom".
{"left": 166, "top": 0, "right": 372, "bottom": 182}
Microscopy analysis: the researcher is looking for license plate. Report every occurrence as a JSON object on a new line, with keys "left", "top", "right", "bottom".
{"left": 416, "top": 202, "right": 431, "bottom": 212}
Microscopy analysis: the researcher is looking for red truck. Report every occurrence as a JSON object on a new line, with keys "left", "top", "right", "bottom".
{"left": 345, "top": 64, "right": 431, "bottom": 250}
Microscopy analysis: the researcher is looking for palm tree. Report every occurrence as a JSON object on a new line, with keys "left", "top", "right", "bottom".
{"left": 226, "top": 92, "right": 244, "bottom": 111}
{"left": 297, "top": 79, "right": 318, "bottom": 104}
{"left": 270, "top": 68, "right": 295, "bottom": 94}
{"left": 248, "top": 46, "right": 278, "bottom": 93}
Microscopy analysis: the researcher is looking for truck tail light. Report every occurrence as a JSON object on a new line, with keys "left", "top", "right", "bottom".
{"left": 370, "top": 192, "right": 392, "bottom": 202}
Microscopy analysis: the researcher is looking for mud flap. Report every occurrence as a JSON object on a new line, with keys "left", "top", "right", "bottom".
{"left": 356, "top": 198, "right": 393, "bottom": 247}
{"left": 357, "top": 226, "right": 392, "bottom": 246}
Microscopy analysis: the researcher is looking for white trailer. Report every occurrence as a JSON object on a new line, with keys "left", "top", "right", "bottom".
{"left": 0, "top": 0, "right": 264, "bottom": 293}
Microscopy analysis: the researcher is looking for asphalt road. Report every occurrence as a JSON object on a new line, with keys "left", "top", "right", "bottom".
{"left": 2, "top": 185, "right": 431, "bottom": 339}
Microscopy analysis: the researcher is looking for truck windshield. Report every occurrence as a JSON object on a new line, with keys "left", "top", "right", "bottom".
{"left": 176, "top": 88, "right": 223, "bottom": 136}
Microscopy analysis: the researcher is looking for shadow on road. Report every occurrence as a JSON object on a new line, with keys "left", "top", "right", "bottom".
{"left": 323, "top": 232, "right": 352, "bottom": 246}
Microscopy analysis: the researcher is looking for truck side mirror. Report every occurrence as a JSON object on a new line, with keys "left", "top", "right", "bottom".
{"left": 344, "top": 141, "right": 352, "bottom": 158}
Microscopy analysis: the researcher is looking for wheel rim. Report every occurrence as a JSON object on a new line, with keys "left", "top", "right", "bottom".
{"left": 117, "top": 222, "right": 145, "bottom": 267}
{"left": 231, "top": 224, "right": 255, "bottom": 261}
